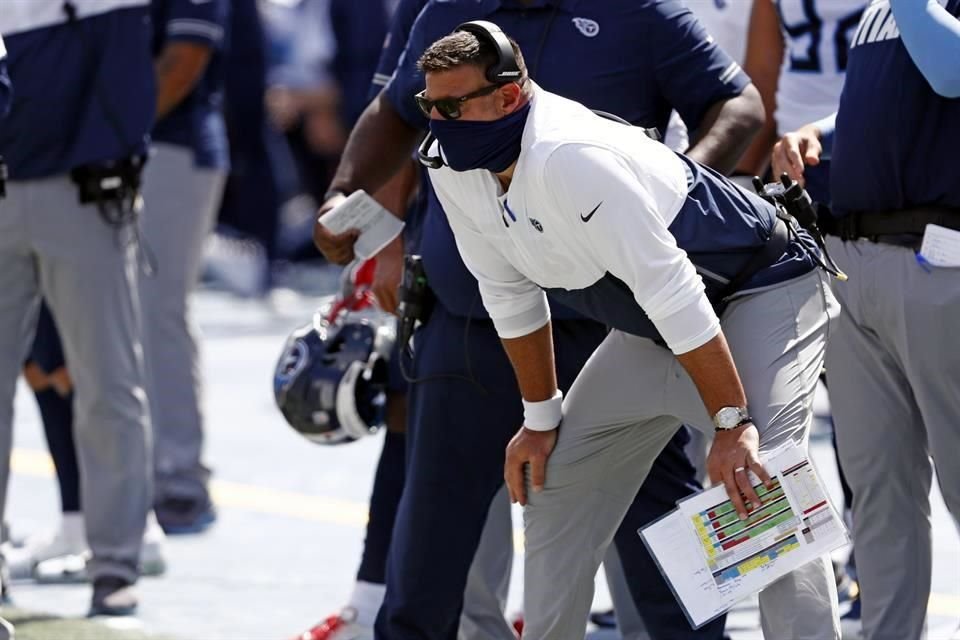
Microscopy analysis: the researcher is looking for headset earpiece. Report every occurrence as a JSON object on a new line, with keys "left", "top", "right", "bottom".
{"left": 455, "top": 20, "right": 522, "bottom": 84}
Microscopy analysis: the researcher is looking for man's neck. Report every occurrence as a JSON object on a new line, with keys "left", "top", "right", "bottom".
{"left": 495, "top": 162, "right": 517, "bottom": 191}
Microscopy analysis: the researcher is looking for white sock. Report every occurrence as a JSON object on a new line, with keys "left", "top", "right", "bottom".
{"left": 345, "top": 580, "right": 386, "bottom": 627}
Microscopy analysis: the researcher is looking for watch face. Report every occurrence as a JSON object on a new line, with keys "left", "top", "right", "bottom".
{"left": 715, "top": 407, "right": 745, "bottom": 429}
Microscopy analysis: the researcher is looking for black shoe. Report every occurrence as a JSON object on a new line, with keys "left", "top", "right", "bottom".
{"left": 155, "top": 495, "right": 217, "bottom": 535}
{"left": 89, "top": 576, "right": 138, "bottom": 617}
{"left": 589, "top": 608, "right": 617, "bottom": 629}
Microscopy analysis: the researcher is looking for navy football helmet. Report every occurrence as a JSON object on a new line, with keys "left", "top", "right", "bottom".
{"left": 274, "top": 308, "right": 395, "bottom": 445}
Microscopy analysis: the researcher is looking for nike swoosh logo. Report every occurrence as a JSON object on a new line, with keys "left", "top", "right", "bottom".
{"left": 580, "top": 201, "right": 602, "bottom": 222}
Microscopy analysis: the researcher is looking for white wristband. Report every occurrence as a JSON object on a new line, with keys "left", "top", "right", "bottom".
{"left": 522, "top": 389, "right": 563, "bottom": 432}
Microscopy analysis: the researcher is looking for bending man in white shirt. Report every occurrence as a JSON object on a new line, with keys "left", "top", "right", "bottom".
{"left": 416, "top": 22, "right": 842, "bottom": 640}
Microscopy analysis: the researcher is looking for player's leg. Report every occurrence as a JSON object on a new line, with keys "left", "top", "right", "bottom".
{"left": 35, "top": 177, "right": 150, "bottom": 613}
{"left": 375, "top": 305, "right": 526, "bottom": 640}
{"left": 602, "top": 545, "right": 649, "bottom": 640}
{"left": 522, "top": 329, "right": 685, "bottom": 640}
{"left": 458, "top": 486, "right": 514, "bottom": 640}
{"left": 140, "top": 143, "right": 224, "bottom": 533}
{"left": 6, "top": 303, "right": 85, "bottom": 578}
{"left": 0, "top": 181, "right": 43, "bottom": 547}
{"left": 671, "top": 269, "right": 841, "bottom": 639}
{"left": 899, "top": 243, "right": 960, "bottom": 531}
{"left": 347, "top": 398, "right": 407, "bottom": 630}
{"left": 826, "top": 239, "right": 933, "bottom": 640}
{"left": 613, "top": 427, "right": 727, "bottom": 639}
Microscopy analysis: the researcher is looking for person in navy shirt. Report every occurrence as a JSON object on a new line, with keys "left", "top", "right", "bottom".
{"left": 313, "top": 2, "right": 765, "bottom": 639}
{"left": 143, "top": 0, "right": 230, "bottom": 534}
{"left": 772, "top": 1, "right": 960, "bottom": 638}
{"left": 0, "top": 0, "right": 155, "bottom": 617}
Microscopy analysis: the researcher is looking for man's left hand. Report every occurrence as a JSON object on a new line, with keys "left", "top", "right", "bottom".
{"left": 706, "top": 423, "right": 773, "bottom": 520}
{"left": 505, "top": 427, "right": 557, "bottom": 506}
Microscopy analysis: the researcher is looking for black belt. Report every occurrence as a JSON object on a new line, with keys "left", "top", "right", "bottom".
{"left": 826, "top": 207, "right": 960, "bottom": 245}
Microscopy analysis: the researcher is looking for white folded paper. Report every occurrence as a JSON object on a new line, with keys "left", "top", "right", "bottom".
{"left": 919, "top": 223, "right": 960, "bottom": 268}
{"left": 319, "top": 190, "right": 405, "bottom": 260}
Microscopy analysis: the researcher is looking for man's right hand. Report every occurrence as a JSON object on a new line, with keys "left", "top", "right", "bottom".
{"left": 372, "top": 235, "right": 404, "bottom": 314}
{"left": 770, "top": 123, "right": 823, "bottom": 187}
{"left": 313, "top": 193, "right": 358, "bottom": 265}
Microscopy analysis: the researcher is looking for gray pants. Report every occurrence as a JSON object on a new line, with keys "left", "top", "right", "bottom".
{"left": 0, "top": 176, "right": 150, "bottom": 582}
{"left": 523, "top": 270, "right": 842, "bottom": 640}
{"left": 141, "top": 144, "right": 225, "bottom": 501}
{"left": 825, "top": 236, "right": 960, "bottom": 640}
{"left": 460, "top": 485, "right": 515, "bottom": 640}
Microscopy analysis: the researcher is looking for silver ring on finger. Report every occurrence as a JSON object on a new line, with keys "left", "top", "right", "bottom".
{"left": 734, "top": 467, "right": 746, "bottom": 472}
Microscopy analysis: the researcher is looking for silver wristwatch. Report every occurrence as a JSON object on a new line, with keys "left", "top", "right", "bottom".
{"left": 712, "top": 406, "right": 752, "bottom": 431}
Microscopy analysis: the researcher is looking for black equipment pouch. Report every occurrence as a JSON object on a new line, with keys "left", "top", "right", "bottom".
{"left": 753, "top": 174, "right": 847, "bottom": 282}
{"left": 69, "top": 154, "right": 155, "bottom": 275}
{"left": 396, "top": 254, "right": 435, "bottom": 353}
{"left": 69, "top": 154, "right": 146, "bottom": 226}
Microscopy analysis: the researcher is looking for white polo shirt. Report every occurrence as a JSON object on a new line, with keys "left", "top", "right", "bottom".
{"left": 428, "top": 86, "right": 721, "bottom": 356}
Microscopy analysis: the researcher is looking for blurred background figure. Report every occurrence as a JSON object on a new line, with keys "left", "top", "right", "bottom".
{"left": 142, "top": 0, "right": 231, "bottom": 534}
{"left": 0, "top": 0, "right": 155, "bottom": 617}
{"left": 205, "top": 0, "right": 388, "bottom": 297}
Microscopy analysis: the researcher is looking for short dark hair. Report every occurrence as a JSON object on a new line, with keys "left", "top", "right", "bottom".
{"left": 417, "top": 30, "right": 527, "bottom": 82}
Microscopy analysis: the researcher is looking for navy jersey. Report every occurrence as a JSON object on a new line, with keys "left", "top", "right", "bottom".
{"left": 0, "top": 1, "right": 156, "bottom": 180}
{"left": 151, "top": 0, "right": 230, "bottom": 169}
{"left": 384, "top": 0, "right": 751, "bottom": 318}
{"left": 368, "top": 0, "right": 428, "bottom": 102}
{"left": 831, "top": 0, "right": 960, "bottom": 216}
{"left": 330, "top": 0, "right": 389, "bottom": 128}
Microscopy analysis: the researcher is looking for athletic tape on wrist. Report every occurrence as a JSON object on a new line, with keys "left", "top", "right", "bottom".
{"left": 522, "top": 389, "right": 563, "bottom": 431}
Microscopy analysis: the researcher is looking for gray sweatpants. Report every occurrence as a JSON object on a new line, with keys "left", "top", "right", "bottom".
{"left": 460, "top": 485, "right": 515, "bottom": 640}
{"left": 824, "top": 236, "right": 960, "bottom": 640}
{"left": 0, "top": 176, "right": 150, "bottom": 583}
{"left": 523, "top": 270, "right": 842, "bottom": 640}
{"left": 140, "top": 144, "right": 225, "bottom": 501}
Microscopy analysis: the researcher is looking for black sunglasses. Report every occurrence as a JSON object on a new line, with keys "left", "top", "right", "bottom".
{"left": 415, "top": 84, "right": 501, "bottom": 120}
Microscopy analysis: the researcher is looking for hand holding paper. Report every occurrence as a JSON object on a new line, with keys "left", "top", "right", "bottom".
{"left": 318, "top": 191, "right": 405, "bottom": 261}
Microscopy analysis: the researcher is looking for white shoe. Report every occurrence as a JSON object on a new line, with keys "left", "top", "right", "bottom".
{"left": 202, "top": 233, "right": 268, "bottom": 297}
{"left": 33, "top": 512, "right": 166, "bottom": 583}
{"left": 4, "top": 513, "right": 86, "bottom": 579}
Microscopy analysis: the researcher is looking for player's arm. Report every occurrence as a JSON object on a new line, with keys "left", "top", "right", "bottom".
{"left": 736, "top": 0, "right": 785, "bottom": 176}
{"left": 545, "top": 145, "right": 771, "bottom": 517}
{"left": 653, "top": 0, "right": 764, "bottom": 175}
{"left": 314, "top": 0, "right": 432, "bottom": 264}
{"left": 370, "top": 158, "right": 420, "bottom": 313}
{"left": 889, "top": 0, "right": 960, "bottom": 97}
{"left": 155, "top": 43, "right": 213, "bottom": 118}
{"left": 686, "top": 84, "right": 764, "bottom": 175}
{"left": 431, "top": 169, "right": 557, "bottom": 506}
{"left": 155, "top": 0, "right": 227, "bottom": 119}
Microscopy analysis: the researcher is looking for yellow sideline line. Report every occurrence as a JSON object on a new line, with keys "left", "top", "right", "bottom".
{"left": 9, "top": 448, "right": 959, "bottom": 617}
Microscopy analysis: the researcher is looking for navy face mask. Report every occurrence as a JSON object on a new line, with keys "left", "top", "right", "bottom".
{"left": 428, "top": 102, "right": 532, "bottom": 173}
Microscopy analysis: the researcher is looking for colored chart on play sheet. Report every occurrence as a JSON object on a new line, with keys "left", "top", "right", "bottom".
{"left": 639, "top": 443, "right": 850, "bottom": 628}
{"left": 691, "top": 477, "right": 803, "bottom": 586}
